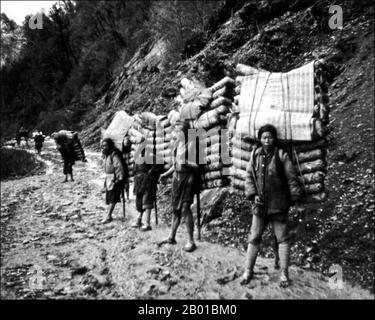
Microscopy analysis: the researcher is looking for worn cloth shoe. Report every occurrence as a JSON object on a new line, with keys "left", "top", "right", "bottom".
{"left": 101, "top": 216, "right": 113, "bottom": 224}
{"left": 140, "top": 225, "right": 152, "bottom": 232}
{"left": 183, "top": 242, "right": 196, "bottom": 252}
{"left": 131, "top": 219, "right": 142, "bottom": 228}
{"left": 274, "top": 259, "right": 280, "bottom": 270}
{"left": 240, "top": 271, "right": 254, "bottom": 285}
{"left": 158, "top": 238, "right": 177, "bottom": 247}
{"left": 279, "top": 270, "right": 290, "bottom": 288}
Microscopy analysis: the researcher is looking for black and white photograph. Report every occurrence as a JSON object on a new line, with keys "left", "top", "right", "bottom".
{"left": 0, "top": 0, "right": 374, "bottom": 304}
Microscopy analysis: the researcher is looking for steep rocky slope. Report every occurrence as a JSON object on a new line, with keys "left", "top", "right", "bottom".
{"left": 78, "top": 0, "right": 374, "bottom": 291}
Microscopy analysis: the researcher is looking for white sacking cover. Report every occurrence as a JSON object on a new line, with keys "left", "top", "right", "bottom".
{"left": 103, "top": 111, "right": 134, "bottom": 150}
{"left": 236, "top": 111, "right": 314, "bottom": 141}
{"left": 238, "top": 61, "right": 315, "bottom": 141}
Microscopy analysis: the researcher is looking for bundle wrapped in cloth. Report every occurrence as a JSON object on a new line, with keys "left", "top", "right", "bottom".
{"left": 155, "top": 110, "right": 180, "bottom": 171}
{"left": 279, "top": 138, "right": 328, "bottom": 203}
{"left": 227, "top": 112, "right": 259, "bottom": 193}
{"left": 199, "top": 126, "right": 231, "bottom": 190}
{"left": 122, "top": 134, "right": 133, "bottom": 176}
{"left": 52, "top": 130, "right": 86, "bottom": 162}
{"left": 128, "top": 126, "right": 145, "bottom": 145}
{"left": 177, "top": 78, "right": 212, "bottom": 121}
{"left": 127, "top": 112, "right": 155, "bottom": 176}
{"left": 232, "top": 61, "right": 331, "bottom": 203}
{"left": 139, "top": 111, "right": 159, "bottom": 129}
{"left": 194, "top": 103, "right": 231, "bottom": 130}
{"left": 193, "top": 76, "right": 235, "bottom": 190}
{"left": 128, "top": 110, "right": 180, "bottom": 176}
{"left": 102, "top": 111, "right": 134, "bottom": 151}
{"left": 168, "top": 109, "right": 180, "bottom": 126}
{"left": 313, "top": 60, "right": 330, "bottom": 124}
{"left": 235, "top": 60, "right": 329, "bottom": 141}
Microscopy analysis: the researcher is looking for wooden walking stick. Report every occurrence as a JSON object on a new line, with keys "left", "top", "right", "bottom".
{"left": 154, "top": 173, "right": 158, "bottom": 225}
{"left": 122, "top": 188, "right": 126, "bottom": 219}
{"left": 154, "top": 199, "right": 158, "bottom": 225}
{"left": 196, "top": 191, "right": 201, "bottom": 240}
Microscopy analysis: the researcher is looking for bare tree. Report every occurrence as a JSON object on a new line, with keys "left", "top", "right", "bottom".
{"left": 145, "top": 1, "right": 219, "bottom": 59}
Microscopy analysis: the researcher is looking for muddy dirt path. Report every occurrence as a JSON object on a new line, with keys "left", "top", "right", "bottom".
{"left": 1, "top": 139, "right": 373, "bottom": 299}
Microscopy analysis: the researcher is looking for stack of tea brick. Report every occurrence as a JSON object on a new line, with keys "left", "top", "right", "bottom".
{"left": 127, "top": 112, "right": 157, "bottom": 176}
{"left": 154, "top": 110, "right": 180, "bottom": 171}
{"left": 227, "top": 112, "right": 258, "bottom": 193}
{"left": 283, "top": 60, "right": 330, "bottom": 203}
{"left": 194, "top": 77, "right": 236, "bottom": 190}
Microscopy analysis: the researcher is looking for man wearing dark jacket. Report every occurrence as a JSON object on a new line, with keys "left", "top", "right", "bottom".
{"left": 241, "top": 124, "right": 303, "bottom": 288}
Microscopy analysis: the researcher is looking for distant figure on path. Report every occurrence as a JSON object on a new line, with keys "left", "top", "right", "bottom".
{"left": 33, "top": 131, "right": 45, "bottom": 154}
{"left": 16, "top": 126, "right": 30, "bottom": 148}
{"left": 52, "top": 132, "right": 76, "bottom": 183}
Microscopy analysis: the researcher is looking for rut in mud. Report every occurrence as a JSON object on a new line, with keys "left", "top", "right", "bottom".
{"left": 0, "top": 139, "right": 373, "bottom": 299}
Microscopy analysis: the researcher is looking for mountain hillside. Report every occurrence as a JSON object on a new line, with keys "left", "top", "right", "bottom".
{"left": 79, "top": 0, "right": 375, "bottom": 292}
{"left": 2, "top": 0, "right": 374, "bottom": 292}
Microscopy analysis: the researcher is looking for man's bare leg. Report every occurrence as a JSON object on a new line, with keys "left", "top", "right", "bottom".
{"left": 183, "top": 204, "right": 196, "bottom": 252}
{"left": 169, "top": 213, "right": 181, "bottom": 242}
{"left": 273, "top": 235, "right": 280, "bottom": 269}
{"left": 102, "top": 203, "right": 115, "bottom": 223}
{"left": 132, "top": 211, "right": 143, "bottom": 228}
{"left": 141, "top": 208, "right": 152, "bottom": 231}
{"left": 240, "top": 243, "right": 260, "bottom": 285}
{"left": 278, "top": 242, "right": 291, "bottom": 288}
{"left": 158, "top": 211, "right": 179, "bottom": 246}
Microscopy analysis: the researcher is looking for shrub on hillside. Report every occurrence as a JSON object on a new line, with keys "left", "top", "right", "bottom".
{"left": 0, "top": 148, "right": 45, "bottom": 180}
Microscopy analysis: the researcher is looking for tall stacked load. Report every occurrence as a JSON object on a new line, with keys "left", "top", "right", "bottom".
{"left": 127, "top": 110, "right": 181, "bottom": 176}
{"left": 177, "top": 78, "right": 212, "bottom": 121}
{"left": 155, "top": 110, "right": 180, "bottom": 171}
{"left": 123, "top": 136, "right": 134, "bottom": 177}
{"left": 153, "top": 114, "right": 170, "bottom": 168}
{"left": 172, "top": 78, "right": 213, "bottom": 187}
{"left": 233, "top": 61, "right": 330, "bottom": 203}
{"left": 53, "top": 130, "right": 86, "bottom": 162}
{"left": 102, "top": 111, "right": 134, "bottom": 176}
{"left": 127, "top": 119, "right": 142, "bottom": 177}
{"left": 280, "top": 139, "right": 328, "bottom": 203}
{"left": 232, "top": 66, "right": 260, "bottom": 190}
{"left": 128, "top": 111, "right": 165, "bottom": 176}
{"left": 193, "top": 77, "right": 236, "bottom": 190}
{"left": 141, "top": 111, "right": 159, "bottom": 166}
{"left": 227, "top": 112, "right": 259, "bottom": 193}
